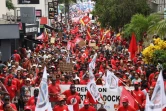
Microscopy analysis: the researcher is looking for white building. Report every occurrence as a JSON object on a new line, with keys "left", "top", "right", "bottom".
{"left": 149, "top": 0, "right": 166, "bottom": 12}
{"left": 0, "top": 0, "right": 7, "bottom": 19}
{"left": 6, "top": 0, "right": 53, "bottom": 19}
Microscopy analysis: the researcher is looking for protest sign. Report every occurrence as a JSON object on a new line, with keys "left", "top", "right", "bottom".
{"left": 78, "top": 40, "right": 86, "bottom": 48}
{"left": 50, "top": 37, "right": 55, "bottom": 43}
{"left": 89, "top": 42, "right": 96, "bottom": 47}
{"left": 58, "top": 61, "right": 73, "bottom": 72}
{"left": 60, "top": 85, "right": 120, "bottom": 111}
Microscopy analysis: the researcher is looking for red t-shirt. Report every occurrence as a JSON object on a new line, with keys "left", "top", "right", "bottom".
{"left": 48, "top": 84, "right": 61, "bottom": 102}
{"left": 163, "top": 108, "right": 166, "bottom": 111}
{"left": 148, "top": 73, "right": 155, "bottom": 84}
{"left": 62, "top": 90, "right": 79, "bottom": 98}
{"left": 79, "top": 106, "right": 96, "bottom": 111}
{"left": 131, "top": 90, "right": 145, "bottom": 110}
{"left": 118, "top": 105, "right": 136, "bottom": 111}
{"left": 10, "top": 103, "right": 17, "bottom": 111}
{"left": 53, "top": 105, "right": 69, "bottom": 111}
{"left": 86, "top": 91, "right": 97, "bottom": 104}
{"left": 14, "top": 54, "right": 21, "bottom": 62}
{"left": 67, "top": 95, "right": 81, "bottom": 111}
{"left": 27, "top": 96, "right": 36, "bottom": 106}
{"left": 6, "top": 85, "right": 17, "bottom": 100}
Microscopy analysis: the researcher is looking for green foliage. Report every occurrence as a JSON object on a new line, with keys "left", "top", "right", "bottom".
{"left": 93, "top": 0, "right": 150, "bottom": 30}
{"left": 153, "top": 50, "right": 166, "bottom": 69}
{"left": 123, "top": 13, "right": 161, "bottom": 40}
{"left": 6, "top": 0, "right": 14, "bottom": 10}
{"left": 148, "top": 19, "right": 166, "bottom": 38}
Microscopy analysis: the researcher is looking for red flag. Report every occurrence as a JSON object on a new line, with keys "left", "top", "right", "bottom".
{"left": 73, "top": 37, "right": 83, "bottom": 44}
{"left": 80, "top": 16, "right": 91, "bottom": 25}
{"left": 120, "top": 87, "right": 135, "bottom": 107}
{"left": 128, "top": 33, "right": 137, "bottom": 60}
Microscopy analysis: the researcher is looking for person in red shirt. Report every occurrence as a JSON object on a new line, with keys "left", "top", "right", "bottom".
{"left": 61, "top": 75, "right": 72, "bottom": 85}
{"left": 13, "top": 50, "right": 21, "bottom": 62}
{"left": 118, "top": 97, "right": 136, "bottom": 111}
{"left": 67, "top": 94, "right": 81, "bottom": 111}
{"left": 53, "top": 97, "right": 69, "bottom": 111}
{"left": 62, "top": 84, "right": 79, "bottom": 98}
{"left": 3, "top": 103, "right": 17, "bottom": 111}
{"left": 27, "top": 88, "right": 39, "bottom": 107}
{"left": 80, "top": 74, "right": 90, "bottom": 85}
{"left": 6, "top": 79, "right": 17, "bottom": 101}
{"left": 79, "top": 99, "right": 96, "bottom": 111}
{"left": 48, "top": 77, "right": 61, "bottom": 107}
{"left": 131, "top": 82, "right": 145, "bottom": 111}
{"left": 3, "top": 95, "right": 17, "bottom": 111}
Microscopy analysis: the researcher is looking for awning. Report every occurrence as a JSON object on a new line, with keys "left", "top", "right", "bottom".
{"left": 24, "top": 37, "right": 43, "bottom": 44}
{"left": 44, "top": 24, "right": 59, "bottom": 32}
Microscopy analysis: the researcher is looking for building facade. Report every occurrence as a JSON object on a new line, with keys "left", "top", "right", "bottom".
{"left": 150, "top": 0, "right": 166, "bottom": 12}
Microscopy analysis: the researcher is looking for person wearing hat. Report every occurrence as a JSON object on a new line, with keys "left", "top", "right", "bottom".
{"left": 79, "top": 99, "right": 96, "bottom": 111}
{"left": 48, "top": 77, "right": 61, "bottom": 107}
{"left": 118, "top": 97, "right": 136, "bottom": 111}
{"left": 131, "top": 82, "right": 145, "bottom": 111}
{"left": 20, "top": 78, "right": 32, "bottom": 110}
{"left": 53, "top": 97, "right": 69, "bottom": 111}
{"left": 3, "top": 95, "right": 17, "bottom": 111}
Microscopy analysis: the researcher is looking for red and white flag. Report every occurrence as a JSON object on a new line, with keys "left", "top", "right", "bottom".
{"left": 80, "top": 16, "right": 91, "bottom": 25}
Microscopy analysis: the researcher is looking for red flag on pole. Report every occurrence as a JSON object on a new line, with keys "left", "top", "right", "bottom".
{"left": 120, "top": 87, "right": 135, "bottom": 107}
{"left": 80, "top": 16, "right": 91, "bottom": 25}
{"left": 128, "top": 33, "right": 137, "bottom": 60}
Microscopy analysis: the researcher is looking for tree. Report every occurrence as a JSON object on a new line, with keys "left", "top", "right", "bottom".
{"left": 148, "top": 19, "right": 166, "bottom": 38}
{"left": 6, "top": 0, "right": 14, "bottom": 10}
{"left": 93, "top": 0, "right": 150, "bottom": 30}
{"left": 123, "top": 13, "right": 161, "bottom": 40}
{"left": 59, "top": 0, "right": 76, "bottom": 23}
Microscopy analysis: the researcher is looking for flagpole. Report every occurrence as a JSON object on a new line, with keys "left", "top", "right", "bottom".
{"left": 0, "top": 81, "right": 9, "bottom": 94}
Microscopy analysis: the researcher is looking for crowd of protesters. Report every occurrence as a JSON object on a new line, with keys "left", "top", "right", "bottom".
{"left": 0, "top": 20, "right": 165, "bottom": 111}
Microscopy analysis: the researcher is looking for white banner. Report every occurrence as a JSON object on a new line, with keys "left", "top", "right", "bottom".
{"left": 60, "top": 85, "right": 120, "bottom": 111}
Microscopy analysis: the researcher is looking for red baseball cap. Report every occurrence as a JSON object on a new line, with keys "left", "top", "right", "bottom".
{"left": 122, "top": 97, "right": 128, "bottom": 102}
{"left": 24, "top": 106, "right": 32, "bottom": 110}
{"left": 83, "top": 99, "right": 89, "bottom": 105}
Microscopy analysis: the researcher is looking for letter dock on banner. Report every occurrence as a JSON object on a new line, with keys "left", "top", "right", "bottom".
{"left": 60, "top": 85, "right": 120, "bottom": 111}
